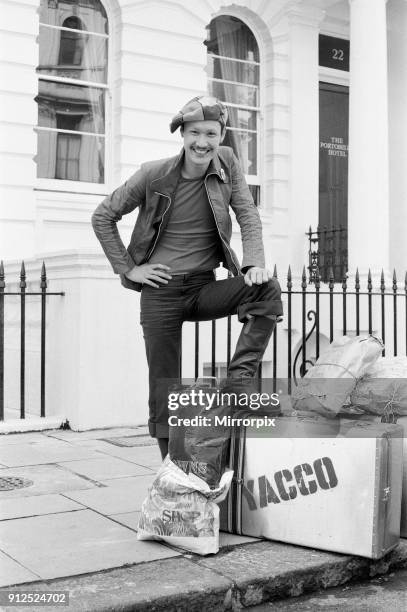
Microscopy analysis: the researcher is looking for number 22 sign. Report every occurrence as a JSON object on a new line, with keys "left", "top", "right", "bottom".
{"left": 319, "top": 35, "right": 350, "bottom": 71}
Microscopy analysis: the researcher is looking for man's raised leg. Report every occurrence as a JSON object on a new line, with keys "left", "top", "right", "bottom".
{"left": 188, "top": 275, "right": 283, "bottom": 378}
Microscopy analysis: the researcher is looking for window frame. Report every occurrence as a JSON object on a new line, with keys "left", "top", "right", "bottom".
{"left": 35, "top": 4, "right": 110, "bottom": 193}
{"left": 206, "top": 18, "right": 262, "bottom": 205}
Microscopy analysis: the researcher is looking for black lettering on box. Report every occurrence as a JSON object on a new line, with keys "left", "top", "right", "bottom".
{"left": 294, "top": 463, "right": 318, "bottom": 496}
{"left": 314, "top": 457, "right": 338, "bottom": 490}
{"left": 274, "top": 469, "right": 297, "bottom": 501}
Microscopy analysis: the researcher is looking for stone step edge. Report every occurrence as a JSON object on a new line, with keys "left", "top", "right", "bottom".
{"left": 3, "top": 539, "right": 407, "bottom": 611}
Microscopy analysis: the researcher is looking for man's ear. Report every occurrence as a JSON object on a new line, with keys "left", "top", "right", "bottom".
{"left": 220, "top": 126, "right": 226, "bottom": 143}
{"left": 180, "top": 125, "right": 184, "bottom": 136}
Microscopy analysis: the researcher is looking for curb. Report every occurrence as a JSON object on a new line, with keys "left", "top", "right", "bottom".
{"left": 3, "top": 539, "right": 407, "bottom": 611}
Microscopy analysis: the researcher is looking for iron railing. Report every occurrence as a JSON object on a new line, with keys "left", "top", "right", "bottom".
{"left": 0, "top": 261, "right": 64, "bottom": 421}
{"left": 185, "top": 266, "right": 407, "bottom": 392}
{"left": 2, "top": 261, "right": 406, "bottom": 422}
{"left": 307, "top": 225, "right": 348, "bottom": 283}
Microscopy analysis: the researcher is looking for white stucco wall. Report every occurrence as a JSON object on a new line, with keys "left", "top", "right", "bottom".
{"left": 1, "top": 0, "right": 406, "bottom": 429}
{"left": 388, "top": 0, "right": 407, "bottom": 273}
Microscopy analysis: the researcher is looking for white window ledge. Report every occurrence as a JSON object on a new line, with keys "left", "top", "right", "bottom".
{"left": 35, "top": 178, "right": 110, "bottom": 196}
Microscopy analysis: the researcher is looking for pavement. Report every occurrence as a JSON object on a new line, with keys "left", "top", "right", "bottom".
{"left": 0, "top": 426, "right": 406, "bottom": 611}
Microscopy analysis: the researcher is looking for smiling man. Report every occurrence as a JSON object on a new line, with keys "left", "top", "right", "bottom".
{"left": 92, "top": 96, "right": 283, "bottom": 459}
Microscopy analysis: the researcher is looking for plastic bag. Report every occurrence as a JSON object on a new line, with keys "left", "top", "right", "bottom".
{"left": 291, "top": 335, "right": 384, "bottom": 417}
{"left": 350, "top": 356, "right": 407, "bottom": 417}
{"left": 137, "top": 456, "right": 233, "bottom": 555}
{"left": 169, "top": 378, "right": 232, "bottom": 489}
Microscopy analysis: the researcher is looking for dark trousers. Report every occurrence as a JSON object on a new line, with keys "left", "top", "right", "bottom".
{"left": 140, "top": 270, "right": 283, "bottom": 438}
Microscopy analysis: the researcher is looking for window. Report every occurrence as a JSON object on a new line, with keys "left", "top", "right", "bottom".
{"left": 36, "top": 0, "right": 108, "bottom": 184}
{"left": 58, "top": 17, "right": 86, "bottom": 65}
{"left": 205, "top": 16, "right": 260, "bottom": 205}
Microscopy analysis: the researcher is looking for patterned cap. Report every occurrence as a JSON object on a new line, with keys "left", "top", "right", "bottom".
{"left": 170, "top": 96, "right": 228, "bottom": 133}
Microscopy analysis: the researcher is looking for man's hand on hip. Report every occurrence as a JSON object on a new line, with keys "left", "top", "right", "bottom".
{"left": 124, "top": 263, "right": 172, "bottom": 288}
{"left": 244, "top": 266, "right": 273, "bottom": 287}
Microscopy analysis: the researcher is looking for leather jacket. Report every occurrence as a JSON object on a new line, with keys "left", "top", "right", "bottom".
{"left": 91, "top": 146, "right": 265, "bottom": 291}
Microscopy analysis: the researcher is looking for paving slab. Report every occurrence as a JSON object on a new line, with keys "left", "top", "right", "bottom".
{"left": 0, "top": 433, "right": 50, "bottom": 446}
{"left": 219, "top": 532, "right": 260, "bottom": 548}
{"left": 109, "top": 511, "right": 141, "bottom": 531}
{"left": 100, "top": 435, "right": 154, "bottom": 448}
{"left": 0, "top": 509, "right": 181, "bottom": 584}
{"left": 62, "top": 474, "right": 154, "bottom": 514}
{"left": 0, "top": 493, "right": 83, "bottom": 521}
{"left": 0, "top": 465, "right": 98, "bottom": 499}
{"left": 0, "top": 552, "right": 40, "bottom": 589}
{"left": 45, "top": 427, "right": 149, "bottom": 442}
{"left": 71, "top": 440, "right": 163, "bottom": 468}
{"left": 57, "top": 455, "right": 154, "bottom": 481}
{"left": 0, "top": 441, "right": 99, "bottom": 467}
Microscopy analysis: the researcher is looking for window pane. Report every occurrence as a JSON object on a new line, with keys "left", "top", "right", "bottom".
{"left": 38, "top": 26, "right": 107, "bottom": 83}
{"left": 223, "top": 129, "right": 257, "bottom": 175}
{"left": 227, "top": 106, "right": 257, "bottom": 131}
{"left": 206, "top": 15, "right": 259, "bottom": 62}
{"left": 40, "top": 0, "right": 108, "bottom": 35}
{"left": 248, "top": 185, "right": 260, "bottom": 207}
{"left": 56, "top": 132, "right": 81, "bottom": 180}
{"left": 208, "top": 80, "right": 258, "bottom": 107}
{"left": 37, "top": 80, "right": 105, "bottom": 134}
{"left": 207, "top": 55, "right": 259, "bottom": 86}
{"left": 37, "top": 130, "right": 104, "bottom": 183}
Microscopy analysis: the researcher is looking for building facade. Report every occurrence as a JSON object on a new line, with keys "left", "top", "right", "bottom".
{"left": 1, "top": 0, "right": 406, "bottom": 429}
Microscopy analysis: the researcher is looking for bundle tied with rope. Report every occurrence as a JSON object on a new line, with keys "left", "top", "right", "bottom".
{"left": 291, "top": 335, "right": 384, "bottom": 417}
{"left": 350, "top": 356, "right": 407, "bottom": 420}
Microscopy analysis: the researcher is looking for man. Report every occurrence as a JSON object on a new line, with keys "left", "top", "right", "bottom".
{"left": 92, "top": 96, "right": 283, "bottom": 459}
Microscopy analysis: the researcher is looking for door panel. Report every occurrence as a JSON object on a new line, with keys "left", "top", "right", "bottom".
{"left": 319, "top": 82, "right": 349, "bottom": 282}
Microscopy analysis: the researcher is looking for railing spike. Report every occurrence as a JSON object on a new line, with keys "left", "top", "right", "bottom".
{"left": 393, "top": 269, "right": 397, "bottom": 291}
{"left": 0, "top": 260, "right": 4, "bottom": 289}
{"left": 273, "top": 263, "right": 277, "bottom": 278}
{"left": 380, "top": 269, "right": 385, "bottom": 291}
{"left": 315, "top": 267, "right": 320, "bottom": 290}
{"left": 301, "top": 266, "right": 307, "bottom": 289}
{"left": 40, "top": 261, "right": 47, "bottom": 289}
{"left": 342, "top": 272, "right": 347, "bottom": 290}
{"left": 20, "top": 260, "right": 26, "bottom": 289}
{"left": 328, "top": 266, "right": 334, "bottom": 290}
{"left": 367, "top": 269, "right": 372, "bottom": 291}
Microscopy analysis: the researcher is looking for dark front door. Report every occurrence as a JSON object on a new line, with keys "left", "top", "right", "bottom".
{"left": 319, "top": 82, "right": 349, "bottom": 282}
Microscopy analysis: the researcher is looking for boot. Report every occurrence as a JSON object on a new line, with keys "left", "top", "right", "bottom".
{"left": 157, "top": 437, "right": 168, "bottom": 460}
{"left": 228, "top": 315, "right": 277, "bottom": 379}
